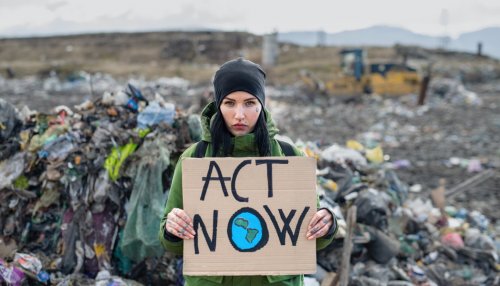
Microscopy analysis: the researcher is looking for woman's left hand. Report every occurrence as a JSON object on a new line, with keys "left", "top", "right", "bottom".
{"left": 306, "top": 209, "right": 333, "bottom": 240}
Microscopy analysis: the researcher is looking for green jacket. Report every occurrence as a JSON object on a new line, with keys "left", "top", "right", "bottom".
{"left": 159, "top": 102, "right": 336, "bottom": 286}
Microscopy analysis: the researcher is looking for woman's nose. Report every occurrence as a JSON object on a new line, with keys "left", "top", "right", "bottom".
{"left": 234, "top": 106, "right": 245, "bottom": 119}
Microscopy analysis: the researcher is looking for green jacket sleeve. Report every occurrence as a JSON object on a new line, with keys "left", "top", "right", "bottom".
{"left": 158, "top": 144, "right": 197, "bottom": 255}
{"left": 290, "top": 145, "right": 337, "bottom": 251}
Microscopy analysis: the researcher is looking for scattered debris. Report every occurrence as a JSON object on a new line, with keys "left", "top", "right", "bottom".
{"left": 0, "top": 72, "right": 498, "bottom": 285}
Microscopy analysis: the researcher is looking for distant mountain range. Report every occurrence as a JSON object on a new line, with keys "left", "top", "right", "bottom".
{"left": 278, "top": 25, "right": 500, "bottom": 59}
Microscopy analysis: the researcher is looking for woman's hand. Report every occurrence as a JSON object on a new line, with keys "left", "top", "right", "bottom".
{"left": 306, "top": 209, "right": 333, "bottom": 240}
{"left": 166, "top": 208, "right": 196, "bottom": 239}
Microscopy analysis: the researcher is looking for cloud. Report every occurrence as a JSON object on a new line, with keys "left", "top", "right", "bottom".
{"left": 46, "top": 1, "right": 67, "bottom": 11}
{"left": 0, "top": 0, "right": 499, "bottom": 37}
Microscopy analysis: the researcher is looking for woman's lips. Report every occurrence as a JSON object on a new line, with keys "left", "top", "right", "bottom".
{"left": 233, "top": 124, "right": 247, "bottom": 130}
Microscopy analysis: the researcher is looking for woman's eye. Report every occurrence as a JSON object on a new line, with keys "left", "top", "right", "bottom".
{"left": 224, "top": 101, "right": 235, "bottom": 107}
{"left": 245, "top": 101, "right": 256, "bottom": 107}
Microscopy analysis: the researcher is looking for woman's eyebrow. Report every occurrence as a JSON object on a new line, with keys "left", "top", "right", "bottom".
{"left": 244, "top": 98, "right": 257, "bottom": 102}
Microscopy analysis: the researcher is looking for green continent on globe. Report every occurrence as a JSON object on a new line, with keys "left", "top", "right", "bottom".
{"left": 235, "top": 218, "right": 249, "bottom": 229}
{"left": 234, "top": 218, "right": 260, "bottom": 243}
{"left": 246, "top": 228, "right": 259, "bottom": 243}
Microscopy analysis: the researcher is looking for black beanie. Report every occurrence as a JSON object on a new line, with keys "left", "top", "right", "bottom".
{"left": 213, "top": 58, "right": 266, "bottom": 108}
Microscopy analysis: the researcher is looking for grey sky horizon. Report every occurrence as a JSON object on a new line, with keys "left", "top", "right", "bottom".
{"left": 1, "top": 0, "right": 499, "bottom": 38}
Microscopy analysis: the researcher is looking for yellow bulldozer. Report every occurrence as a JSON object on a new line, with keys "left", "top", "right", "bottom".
{"left": 301, "top": 48, "right": 423, "bottom": 96}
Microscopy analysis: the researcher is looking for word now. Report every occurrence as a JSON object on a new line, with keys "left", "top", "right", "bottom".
{"left": 193, "top": 206, "right": 310, "bottom": 254}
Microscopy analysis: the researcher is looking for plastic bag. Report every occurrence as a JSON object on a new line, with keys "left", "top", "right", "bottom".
{"left": 355, "top": 189, "right": 389, "bottom": 230}
{"left": 0, "top": 152, "right": 25, "bottom": 190}
{"left": 0, "top": 259, "right": 25, "bottom": 286}
{"left": 104, "top": 141, "right": 138, "bottom": 181}
{"left": 120, "top": 134, "right": 171, "bottom": 261}
{"left": 137, "top": 101, "right": 176, "bottom": 129}
{"left": 321, "top": 144, "right": 367, "bottom": 166}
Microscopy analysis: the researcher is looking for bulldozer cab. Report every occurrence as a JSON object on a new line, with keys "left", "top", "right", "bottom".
{"left": 340, "top": 49, "right": 365, "bottom": 81}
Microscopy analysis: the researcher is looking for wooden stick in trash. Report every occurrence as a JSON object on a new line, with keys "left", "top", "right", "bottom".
{"left": 331, "top": 206, "right": 357, "bottom": 286}
{"left": 445, "top": 170, "right": 495, "bottom": 198}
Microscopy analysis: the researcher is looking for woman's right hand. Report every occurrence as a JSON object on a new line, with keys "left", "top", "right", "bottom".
{"left": 166, "top": 208, "right": 196, "bottom": 239}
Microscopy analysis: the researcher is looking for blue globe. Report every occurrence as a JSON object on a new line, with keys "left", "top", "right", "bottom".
{"left": 228, "top": 208, "right": 268, "bottom": 252}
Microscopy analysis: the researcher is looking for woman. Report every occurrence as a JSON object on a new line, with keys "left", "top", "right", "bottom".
{"left": 159, "top": 58, "right": 337, "bottom": 286}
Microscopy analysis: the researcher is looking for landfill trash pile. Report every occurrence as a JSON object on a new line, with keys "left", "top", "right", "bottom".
{"left": 0, "top": 83, "right": 202, "bottom": 285}
{"left": 1, "top": 74, "right": 499, "bottom": 285}
{"left": 281, "top": 136, "right": 500, "bottom": 286}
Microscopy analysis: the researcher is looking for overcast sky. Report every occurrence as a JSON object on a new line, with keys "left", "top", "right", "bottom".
{"left": 1, "top": 0, "right": 499, "bottom": 38}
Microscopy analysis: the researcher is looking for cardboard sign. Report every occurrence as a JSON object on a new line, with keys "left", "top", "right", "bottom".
{"left": 182, "top": 156, "right": 317, "bottom": 276}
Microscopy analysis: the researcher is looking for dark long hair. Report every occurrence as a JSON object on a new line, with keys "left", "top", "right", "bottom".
{"left": 210, "top": 111, "right": 270, "bottom": 157}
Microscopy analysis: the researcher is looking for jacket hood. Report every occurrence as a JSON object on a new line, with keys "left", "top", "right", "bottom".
{"left": 199, "top": 101, "right": 279, "bottom": 143}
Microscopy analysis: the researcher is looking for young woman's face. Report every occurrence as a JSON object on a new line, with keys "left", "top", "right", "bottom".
{"left": 220, "top": 91, "right": 262, "bottom": 136}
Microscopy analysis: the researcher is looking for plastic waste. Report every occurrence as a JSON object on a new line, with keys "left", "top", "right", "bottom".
{"left": 95, "top": 270, "right": 129, "bottom": 286}
{"left": 0, "top": 259, "right": 25, "bottom": 286}
{"left": 28, "top": 124, "right": 69, "bottom": 152}
{"left": 39, "top": 133, "right": 78, "bottom": 161}
{"left": 346, "top": 140, "right": 364, "bottom": 151}
{"left": 322, "top": 161, "right": 354, "bottom": 196}
{"left": 112, "top": 230, "right": 133, "bottom": 275}
{"left": 137, "top": 101, "right": 176, "bottom": 129}
{"left": 124, "top": 83, "right": 148, "bottom": 112}
{"left": 37, "top": 270, "right": 50, "bottom": 283}
{"left": 303, "top": 276, "right": 320, "bottom": 286}
{"left": 385, "top": 170, "right": 408, "bottom": 206}
{"left": 364, "top": 225, "right": 400, "bottom": 264}
{"left": 0, "top": 139, "right": 20, "bottom": 161}
{"left": 454, "top": 208, "right": 468, "bottom": 219}
{"left": 441, "top": 233, "right": 465, "bottom": 249}
{"left": 365, "top": 145, "right": 384, "bottom": 164}
{"left": 346, "top": 140, "right": 384, "bottom": 163}
{"left": 0, "top": 99, "right": 22, "bottom": 143}
{"left": 423, "top": 251, "right": 439, "bottom": 264}
{"left": 355, "top": 189, "right": 389, "bottom": 230}
{"left": 409, "top": 265, "right": 427, "bottom": 283}
{"left": 464, "top": 228, "right": 496, "bottom": 251}
{"left": 0, "top": 152, "right": 25, "bottom": 190}
{"left": 318, "top": 177, "right": 338, "bottom": 193}
{"left": 187, "top": 114, "right": 202, "bottom": 141}
{"left": 14, "top": 253, "right": 43, "bottom": 274}
{"left": 468, "top": 210, "right": 489, "bottom": 231}
{"left": 104, "top": 141, "right": 138, "bottom": 181}
{"left": 102, "top": 90, "right": 129, "bottom": 106}
{"left": 467, "top": 159, "right": 483, "bottom": 173}
{"left": 74, "top": 99, "right": 94, "bottom": 111}
{"left": 388, "top": 159, "right": 411, "bottom": 169}
{"left": 320, "top": 144, "right": 367, "bottom": 166}
{"left": 121, "top": 134, "right": 171, "bottom": 261}
{"left": 409, "top": 184, "right": 422, "bottom": 193}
